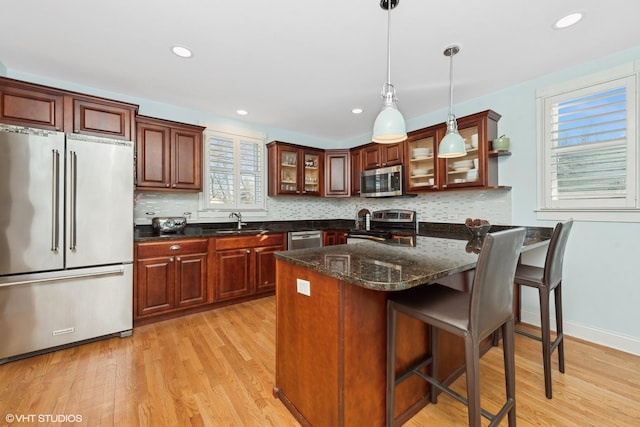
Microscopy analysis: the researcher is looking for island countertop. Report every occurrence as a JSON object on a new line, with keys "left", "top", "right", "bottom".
{"left": 275, "top": 229, "right": 550, "bottom": 292}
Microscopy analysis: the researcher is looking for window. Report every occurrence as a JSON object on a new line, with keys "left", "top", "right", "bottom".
{"left": 536, "top": 62, "right": 639, "bottom": 222}
{"left": 200, "top": 129, "right": 266, "bottom": 215}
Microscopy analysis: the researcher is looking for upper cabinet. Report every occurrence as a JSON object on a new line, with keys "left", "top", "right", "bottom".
{"left": 136, "top": 115, "right": 205, "bottom": 192}
{"left": 68, "top": 96, "right": 137, "bottom": 140}
{"left": 439, "top": 110, "right": 503, "bottom": 189}
{"left": 361, "top": 141, "right": 404, "bottom": 170}
{"left": 267, "top": 141, "right": 324, "bottom": 196}
{"left": 405, "top": 125, "right": 443, "bottom": 192}
{"left": 405, "top": 110, "right": 507, "bottom": 192}
{"left": 0, "top": 77, "right": 137, "bottom": 139}
{"left": 325, "top": 149, "right": 350, "bottom": 197}
{"left": 349, "top": 147, "right": 362, "bottom": 197}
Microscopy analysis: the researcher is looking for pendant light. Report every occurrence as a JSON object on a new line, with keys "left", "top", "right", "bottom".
{"left": 372, "top": 0, "right": 407, "bottom": 144}
{"left": 438, "top": 45, "right": 467, "bottom": 158}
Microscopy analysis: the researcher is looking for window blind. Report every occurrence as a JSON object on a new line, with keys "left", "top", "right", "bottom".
{"left": 549, "top": 85, "right": 628, "bottom": 201}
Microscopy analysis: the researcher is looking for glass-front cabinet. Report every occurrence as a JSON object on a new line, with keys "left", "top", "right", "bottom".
{"left": 440, "top": 110, "right": 501, "bottom": 189}
{"left": 405, "top": 126, "right": 442, "bottom": 192}
{"left": 267, "top": 141, "right": 323, "bottom": 196}
{"left": 405, "top": 110, "right": 506, "bottom": 192}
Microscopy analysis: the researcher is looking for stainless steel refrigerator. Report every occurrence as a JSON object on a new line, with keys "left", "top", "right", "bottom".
{"left": 0, "top": 124, "right": 133, "bottom": 363}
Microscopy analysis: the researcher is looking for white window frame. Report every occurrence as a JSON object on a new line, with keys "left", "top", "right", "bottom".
{"left": 536, "top": 61, "right": 640, "bottom": 222}
{"left": 198, "top": 127, "right": 267, "bottom": 219}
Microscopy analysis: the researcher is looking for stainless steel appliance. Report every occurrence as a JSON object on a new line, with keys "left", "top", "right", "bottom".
{"left": 360, "top": 165, "right": 404, "bottom": 198}
{"left": 0, "top": 124, "right": 134, "bottom": 363}
{"left": 152, "top": 216, "right": 188, "bottom": 234}
{"left": 287, "top": 231, "right": 323, "bottom": 250}
{"left": 347, "top": 209, "right": 417, "bottom": 246}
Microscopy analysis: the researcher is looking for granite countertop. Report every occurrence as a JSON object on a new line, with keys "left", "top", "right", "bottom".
{"left": 275, "top": 229, "right": 551, "bottom": 292}
{"left": 134, "top": 219, "right": 355, "bottom": 242}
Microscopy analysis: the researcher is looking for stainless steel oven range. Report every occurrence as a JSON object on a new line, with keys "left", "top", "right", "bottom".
{"left": 347, "top": 209, "right": 417, "bottom": 246}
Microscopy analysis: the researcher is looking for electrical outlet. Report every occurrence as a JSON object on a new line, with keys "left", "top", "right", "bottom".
{"left": 296, "top": 278, "right": 311, "bottom": 296}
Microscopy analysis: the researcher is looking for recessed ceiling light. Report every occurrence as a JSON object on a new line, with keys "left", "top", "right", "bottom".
{"left": 352, "top": 108, "right": 363, "bottom": 114}
{"left": 171, "top": 45, "right": 193, "bottom": 58}
{"left": 236, "top": 109, "right": 248, "bottom": 116}
{"left": 553, "top": 12, "right": 583, "bottom": 29}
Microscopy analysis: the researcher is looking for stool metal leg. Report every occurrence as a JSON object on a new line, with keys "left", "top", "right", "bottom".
{"left": 555, "top": 283, "right": 565, "bottom": 374}
{"left": 502, "top": 319, "right": 517, "bottom": 426}
{"left": 539, "top": 287, "right": 553, "bottom": 399}
{"left": 464, "top": 335, "right": 482, "bottom": 427}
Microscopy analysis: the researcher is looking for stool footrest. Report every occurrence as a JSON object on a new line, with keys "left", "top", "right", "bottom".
{"left": 411, "top": 367, "right": 513, "bottom": 425}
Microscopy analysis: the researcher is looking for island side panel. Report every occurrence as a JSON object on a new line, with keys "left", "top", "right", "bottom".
{"left": 275, "top": 259, "right": 341, "bottom": 427}
{"left": 341, "top": 281, "right": 432, "bottom": 426}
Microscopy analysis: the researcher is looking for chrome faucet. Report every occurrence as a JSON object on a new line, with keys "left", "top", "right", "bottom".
{"left": 229, "top": 212, "right": 246, "bottom": 229}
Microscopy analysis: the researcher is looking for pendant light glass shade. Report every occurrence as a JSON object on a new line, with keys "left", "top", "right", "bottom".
{"left": 438, "top": 45, "right": 466, "bottom": 158}
{"left": 373, "top": 83, "right": 406, "bottom": 143}
{"left": 438, "top": 113, "right": 467, "bottom": 158}
{"left": 372, "top": 0, "right": 407, "bottom": 144}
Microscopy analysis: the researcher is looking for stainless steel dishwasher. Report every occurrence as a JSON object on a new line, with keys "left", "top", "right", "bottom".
{"left": 287, "top": 230, "right": 323, "bottom": 250}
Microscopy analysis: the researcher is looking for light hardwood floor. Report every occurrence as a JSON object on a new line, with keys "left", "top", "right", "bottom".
{"left": 1, "top": 296, "right": 638, "bottom": 426}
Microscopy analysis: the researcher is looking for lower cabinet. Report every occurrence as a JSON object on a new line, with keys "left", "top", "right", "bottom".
{"left": 214, "top": 233, "right": 286, "bottom": 301}
{"left": 323, "top": 229, "right": 348, "bottom": 246}
{"left": 134, "top": 232, "right": 285, "bottom": 325}
{"left": 134, "top": 239, "right": 208, "bottom": 320}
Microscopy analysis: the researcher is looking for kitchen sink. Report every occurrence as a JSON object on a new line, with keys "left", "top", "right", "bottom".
{"left": 214, "top": 229, "right": 267, "bottom": 235}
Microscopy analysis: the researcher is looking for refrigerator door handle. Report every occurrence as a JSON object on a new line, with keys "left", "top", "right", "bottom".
{"left": 0, "top": 265, "right": 127, "bottom": 288}
{"left": 69, "top": 151, "right": 78, "bottom": 250}
{"left": 51, "top": 149, "right": 60, "bottom": 252}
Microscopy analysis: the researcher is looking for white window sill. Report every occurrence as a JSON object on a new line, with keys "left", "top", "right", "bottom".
{"left": 536, "top": 208, "right": 640, "bottom": 223}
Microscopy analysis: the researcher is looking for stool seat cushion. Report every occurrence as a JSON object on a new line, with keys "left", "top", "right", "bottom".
{"left": 391, "top": 284, "right": 471, "bottom": 335}
{"left": 514, "top": 264, "right": 545, "bottom": 289}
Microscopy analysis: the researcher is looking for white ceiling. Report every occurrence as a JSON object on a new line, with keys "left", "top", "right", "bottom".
{"left": 1, "top": 0, "right": 639, "bottom": 142}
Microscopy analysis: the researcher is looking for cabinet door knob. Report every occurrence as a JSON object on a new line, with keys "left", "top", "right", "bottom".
{"left": 170, "top": 245, "right": 181, "bottom": 251}
{"left": 246, "top": 249, "right": 251, "bottom": 254}
{"left": 169, "top": 256, "right": 174, "bottom": 262}
{"left": 176, "top": 257, "right": 181, "bottom": 261}
{"left": 172, "top": 184, "right": 176, "bottom": 188}
{"left": 165, "top": 183, "right": 170, "bottom": 187}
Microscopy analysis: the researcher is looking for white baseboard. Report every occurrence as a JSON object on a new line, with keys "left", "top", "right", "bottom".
{"left": 520, "top": 309, "right": 640, "bottom": 356}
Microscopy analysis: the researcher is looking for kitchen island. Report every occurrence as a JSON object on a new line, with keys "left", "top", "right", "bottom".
{"left": 273, "top": 231, "right": 550, "bottom": 426}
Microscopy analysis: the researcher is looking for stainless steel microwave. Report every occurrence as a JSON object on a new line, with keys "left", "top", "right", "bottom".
{"left": 360, "top": 165, "right": 404, "bottom": 197}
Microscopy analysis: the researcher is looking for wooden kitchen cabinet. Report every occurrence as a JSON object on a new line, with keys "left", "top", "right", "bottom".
{"left": 323, "top": 230, "right": 348, "bottom": 246}
{"left": 67, "top": 95, "right": 137, "bottom": 140}
{"left": 405, "top": 110, "right": 508, "bottom": 193}
{"left": 349, "top": 147, "right": 362, "bottom": 196}
{"left": 438, "top": 109, "right": 503, "bottom": 189}
{"left": 267, "top": 141, "right": 324, "bottom": 196}
{"left": 0, "top": 78, "right": 64, "bottom": 130}
{"left": 214, "top": 233, "right": 286, "bottom": 301}
{"left": 324, "top": 149, "right": 350, "bottom": 197}
{"left": 134, "top": 239, "right": 209, "bottom": 320}
{"left": 0, "top": 76, "right": 137, "bottom": 138}
{"left": 136, "top": 115, "right": 205, "bottom": 191}
{"left": 361, "top": 141, "right": 404, "bottom": 170}
{"left": 404, "top": 125, "right": 443, "bottom": 192}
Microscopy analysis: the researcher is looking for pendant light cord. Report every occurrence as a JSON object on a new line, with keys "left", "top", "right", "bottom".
{"left": 386, "top": 2, "right": 392, "bottom": 85}
{"left": 448, "top": 49, "right": 454, "bottom": 116}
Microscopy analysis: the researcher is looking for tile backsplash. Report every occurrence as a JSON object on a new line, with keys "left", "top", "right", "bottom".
{"left": 134, "top": 190, "right": 511, "bottom": 225}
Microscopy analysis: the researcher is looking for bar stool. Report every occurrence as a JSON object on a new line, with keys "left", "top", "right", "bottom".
{"left": 386, "top": 228, "right": 526, "bottom": 427}
{"left": 514, "top": 219, "right": 573, "bottom": 399}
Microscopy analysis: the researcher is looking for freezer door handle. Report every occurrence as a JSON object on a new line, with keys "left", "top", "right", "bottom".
{"left": 51, "top": 149, "right": 61, "bottom": 252}
{"left": 0, "top": 265, "right": 127, "bottom": 288}
{"left": 69, "top": 151, "right": 78, "bottom": 250}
